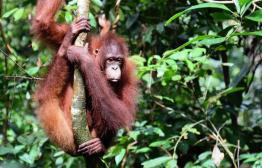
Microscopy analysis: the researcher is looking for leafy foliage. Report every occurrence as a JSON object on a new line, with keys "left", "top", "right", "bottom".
{"left": 0, "top": 0, "right": 262, "bottom": 167}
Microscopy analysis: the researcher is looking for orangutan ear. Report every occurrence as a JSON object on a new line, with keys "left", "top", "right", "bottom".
{"left": 94, "top": 49, "right": 99, "bottom": 57}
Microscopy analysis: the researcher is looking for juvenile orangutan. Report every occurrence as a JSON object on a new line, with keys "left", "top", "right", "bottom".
{"left": 32, "top": 0, "right": 138, "bottom": 156}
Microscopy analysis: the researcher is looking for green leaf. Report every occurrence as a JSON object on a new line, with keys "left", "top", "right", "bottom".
{"left": 54, "top": 151, "right": 65, "bottom": 157}
{"left": 220, "top": 87, "right": 244, "bottom": 96}
{"left": 115, "top": 149, "right": 126, "bottom": 166}
{"left": 204, "top": 87, "right": 244, "bottom": 108}
{"left": 104, "top": 146, "right": 123, "bottom": 159}
{"left": 169, "top": 50, "right": 189, "bottom": 61}
{"left": 55, "top": 157, "right": 64, "bottom": 165}
{"left": 165, "top": 59, "right": 178, "bottom": 71}
{"left": 174, "top": 35, "right": 217, "bottom": 53}
{"left": 19, "top": 153, "right": 34, "bottom": 165}
{"left": 156, "top": 23, "right": 164, "bottom": 33}
{"left": 143, "top": 27, "right": 153, "bottom": 43}
{"left": 130, "top": 55, "right": 146, "bottom": 67}
{"left": 232, "top": 31, "right": 262, "bottom": 37}
{"left": 230, "top": 63, "right": 250, "bottom": 87}
{"left": 184, "top": 75, "right": 197, "bottom": 82}
{"left": 165, "top": 3, "right": 232, "bottom": 25}
{"left": 13, "top": 8, "right": 24, "bottom": 21}
{"left": 157, "top": 64, "right": 167, "bottom": 78}
{"left": 26, "top": 67, "right": 39, "bottom": 76}
{"left": 211, "top": 12, "right": 234, "bottom": 21}
{"left": 17, "top": 134, "right": 35, "bottom": 145}
{"left": 153, "top": 128, "right": 165, "bottom": 137}
{"left": 234, "top": 0, "right": 241, "bottom": 14}
{"left": 2, "top": 8, "right": 18, "bottom": 18}
{"left": 239, "top": 0, "right": 252, "bottom": 7}
{"left": 129, "top": 131, "right": 140, "bottom": 140}
{"left": 142, "top": 73, "right": 154, "bottom": 87}
{"left": 166, "top": 159, "right": 177, "bottom": 168}
{"left": 198, "top": 151, "right": 212, "bottom": 161}
{"left": 0, "top": 146, "right": 14, "bottom": 155}
{"left": 172, "top": 75, "right": 182, "bottom": 81}
{"left": 246, "top": 10, "right": 262, "bottom": 22}
{"left": 142, "top": 156, "right": 171, "bottom": 168}
{"left": 189, "top": 48, "right": 206, "bottom": 58}
{"left": 199, "top": 37, "right": 225, "bottom": 46}
{"left": 28, "top": 145, "right": 39, "bottom": 162}
{"left": 185, "top": 60, "right": 195, "bottom": 72}
{"left": 65, "top": 12, "right": 73, "bottom": 22}
{"left": 89, "top": 12, "right": 97, "bottom": 28}
{"left": 14, "top": 145, "right": 25, "bottom": 154}
{"left": 31, "top": 40, "right": 40, "bottom": 51}
{"left": 0, "top": 160, "right": 23, "bottom": 168}
{"left": 149, "top": 140, "right": 171, "bottom": 149}
{"left": 221, "top": 62, "right": 234, "bottom": 67}
{"left": 181, "top": 123, "right": 200, "bottom": 135}
{"left": 92, "top": 0, "right": 103, "bottom": 7}
{"left": 239, "top": 0, "right": 252, "bottom": 16}
{"left": 126, "top": 13, "right": 139, "bottom": 29}
{"left": 136, "top": 147, "right": 151, "bottom": 154}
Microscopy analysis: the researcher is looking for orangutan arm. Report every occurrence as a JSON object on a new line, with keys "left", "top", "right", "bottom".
{"left": 32, "top": 0, "right": 69, "bottom": 48}
{"left": 35, "top": 18, "right": 90, "bottom": 154}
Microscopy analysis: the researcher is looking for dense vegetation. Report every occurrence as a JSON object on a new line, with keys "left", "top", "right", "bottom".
{"left": 0, "top": 0, "right": 262, "bottom": 167}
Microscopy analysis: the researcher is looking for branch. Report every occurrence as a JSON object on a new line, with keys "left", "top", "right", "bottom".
{"left": 0, "top": 0, "right": 10, "bottom": 144}
{"left": 4, "top": 75, "right": 43, "bottom": 81}
{"left": 112, "top": 0, "right": 121, "bottom": 31}
{"left": 71, "top": 0, "right": 91, "bottom": 146}
{"left": 0, "top": 48, "right": 34, "bottom": 77}
{"left": 252, "top": 1, "right": 262, "bottom": 12}
{"left": 220, "top": 52, "right": 230, "bottom": 88}
{"left": 246, "top": 56, "right": 262, "bottom": 92}
{"left": 121, "top": 141, "right": 137, "bottom": 168}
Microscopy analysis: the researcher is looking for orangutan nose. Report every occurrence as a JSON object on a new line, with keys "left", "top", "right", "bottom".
{"left": 112, "top": 66, "right": 118, "bottom": 70}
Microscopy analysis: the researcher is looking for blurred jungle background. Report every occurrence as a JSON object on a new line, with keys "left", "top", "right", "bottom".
{"left": 0, "top": 0, "right": 262, "bottom": 167}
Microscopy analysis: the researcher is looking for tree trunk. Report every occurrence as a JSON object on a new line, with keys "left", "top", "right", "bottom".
{"left": 71, "top": 0, "right": 105, "bottom": 167}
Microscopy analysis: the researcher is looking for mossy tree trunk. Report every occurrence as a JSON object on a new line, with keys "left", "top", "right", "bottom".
{"left": 71, "top": 0, "right": 105, "bottom": 167}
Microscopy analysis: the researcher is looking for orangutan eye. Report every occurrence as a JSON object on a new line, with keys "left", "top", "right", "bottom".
{"left": 107, "top": 58, "right": 114, "bottom": 63}
{"left": 117, "top": 58, "right": 123, "bottom": 62}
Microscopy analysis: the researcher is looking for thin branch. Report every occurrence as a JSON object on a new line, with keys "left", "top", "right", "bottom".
{"left": 221, "top": 52, "right": 230, "bottom": 88}
{"left": 0, "top": 0, "right": 10, "bottom": 144}
{"left": 0, "top": 14, "right": 13, "bottom": 54}
{"left": 0, "top": 0, "right": 2, "bottom": 16}
{"left": 209, "top": 121, "right": 238, "bottom": 168}
{"left": 112, "top": 0, "right": 121, "bottom": 31}
{"left": 252, "top": 1, "right": 262, "bottom": 12}
{"left": 246, "top": 56, "right": 262, "bottom": 92}
{"left": 0, "top": 48, "right": 33, "bottom": 77}
{"left": 121, "top": 141, "right": 137, "bottom": 168}
{"left": 4, "top": 75, "right": 43, "bottom": 81}
{"left": 253, "top": 2, "right": 262, "bottom": 9}
{"left": 237, "top": 140, "right": 240, "bottom": 168}
{"left": 160, "top": 146, "right": 172, "bottom": 157}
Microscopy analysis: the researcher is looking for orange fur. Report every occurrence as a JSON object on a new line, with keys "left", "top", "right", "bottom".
{"left": 37, "top": 100, "right": 76, "bottom": 153}
{"left": 32, "top": 0, "right": 69, "bottom": 48}
{"left": 33, "top": 0, "right": 139, "bottom": 156}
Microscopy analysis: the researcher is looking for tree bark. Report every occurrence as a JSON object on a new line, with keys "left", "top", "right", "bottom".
{"left": 71, "top": 0, "right": 105, "bottom": 167}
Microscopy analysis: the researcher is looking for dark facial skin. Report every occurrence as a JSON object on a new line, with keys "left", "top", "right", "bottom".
{"left": 68, "top": 40, "right": 124, "bottom": 83}
{"left": 102, "top": 43, "right": 124, "bottom": 82}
